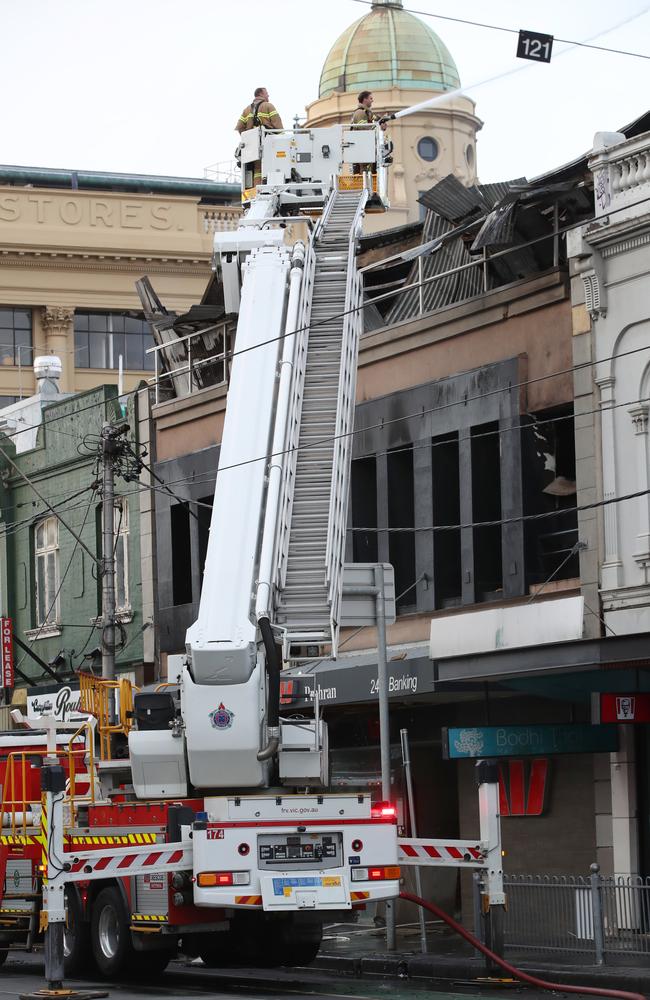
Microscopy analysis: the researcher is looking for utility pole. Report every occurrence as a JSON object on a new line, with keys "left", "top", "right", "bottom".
{"left": 99, "top": 420, "right": 129, "bottom": 699}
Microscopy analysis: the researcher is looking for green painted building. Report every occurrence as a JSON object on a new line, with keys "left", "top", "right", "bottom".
{"left": 0, "top": 383, "right": 153, "bottom": 691}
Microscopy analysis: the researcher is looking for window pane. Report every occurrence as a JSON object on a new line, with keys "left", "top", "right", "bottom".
{"left": 74, "top": 313, "right": 89, "bottom": 331}
{"left": 125, "top": 316, "right": 141, "bottom": 335}
{"left": 46, "top": 551, "right": 57, "bottom": 620}
{"left": 0, "top": 309, "right": 12, "bottom": 327}
{"left": 37, "top": 554, "right": 46, "bottom": 624}
{"left": 0, "top": 340, "right": 14, "bottom": 366}
{"left": 74, "top": 330, "right": 89, "bottom": 368}
{"left": 125, "top": 332, "right": 143, "bottom": 370}
{"left": 89, "top": 331, "right": 108, "bottom": 368}
{"left": 36, "top": 522, "right": 45, "bottom": 549}
{"left": 116, "top": 536, "right": 125, "bottom": 607}
{"left": 112, "top": 332, "right": 126, "bottom": 369}
{"left": 109, "top": 315, "right": 124, "bottom": 333}
{"left": 14, "top": 328, "right": 32, "bottom": 366}
{"left": 14, "top": 309, "right": 31, "bottom": 330}
{"left": 89, "top": 313, "right": 107, "bottom": 332}
{"left": 47, "top": 517, "right": 57, "bottom": 546}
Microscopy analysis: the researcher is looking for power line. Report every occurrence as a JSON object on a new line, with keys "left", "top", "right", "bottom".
{"left": 350, "top": 0, "right": 650, "bottom": 61}
{"left": 3, "top": 187, "right": 650, "bottom": 454}
{"left": 14, "top": 483, "right": 98, "bottom": 674}
{"left": 0, "top": 442, "right": 101, "bottom": 567}
{"left": 349, "top": 486, "right": 648, "bottom": 534}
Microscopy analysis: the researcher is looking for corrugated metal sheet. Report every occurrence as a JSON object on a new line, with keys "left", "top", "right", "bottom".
{"left": 383, "top": 212, "right": 482, "bottom": 325}
{"left": 417, "top": 175, "right": 486, "bottom": 222}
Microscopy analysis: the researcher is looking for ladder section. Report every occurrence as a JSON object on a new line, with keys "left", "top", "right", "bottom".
{"left": 275, "top": 191, "right": 364, "bottom": 647}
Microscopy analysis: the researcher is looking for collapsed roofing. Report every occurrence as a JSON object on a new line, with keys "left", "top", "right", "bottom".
{"left": 361, "top": 109, "right": 650, "bottom": 330}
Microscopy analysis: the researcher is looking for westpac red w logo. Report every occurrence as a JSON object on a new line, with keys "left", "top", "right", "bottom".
{"left": 498, "top": 758, "right": 550, "bottom": 817}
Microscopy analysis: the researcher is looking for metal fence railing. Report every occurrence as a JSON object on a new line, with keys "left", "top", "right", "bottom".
{"left": 477, "top": 866, "right": 650, "bottom": 963}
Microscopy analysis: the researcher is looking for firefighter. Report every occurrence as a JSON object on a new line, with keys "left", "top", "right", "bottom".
{"left": 236, "top": 88, "right": 284, "bottom": 188}
{"left": 350, "top": 91, "right": 393, "bottom": 174}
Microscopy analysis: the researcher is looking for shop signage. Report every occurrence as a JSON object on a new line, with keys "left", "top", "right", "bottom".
{"left": 442, "top": 723, "right": 618, "bottom": 759}
{"left": 280, "top": 655, "right": 434, "bottom": 708}
{"left": 499, "top": 759, "right": 550, "bottom": 817}
{"left": 27, "top": 682, "right": 88, "bottom": 723}
{"left": 592, "top": 692, "right": 650, "bottom": 724}
{"left": 1, "top": 617, "right": 14, "bottom": 688}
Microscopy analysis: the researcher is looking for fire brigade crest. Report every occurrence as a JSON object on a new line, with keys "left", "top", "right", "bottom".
{"left": 209, "top": 703, "right": 235, "bottom": 730}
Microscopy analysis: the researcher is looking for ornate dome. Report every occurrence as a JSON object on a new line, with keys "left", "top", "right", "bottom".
{"left": 319, "top": 0, "right": 460, "bottom": 99}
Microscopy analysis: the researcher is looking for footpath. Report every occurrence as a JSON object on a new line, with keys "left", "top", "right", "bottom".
{"left": 313, "top": 920, "right": 650, "bottom": 996}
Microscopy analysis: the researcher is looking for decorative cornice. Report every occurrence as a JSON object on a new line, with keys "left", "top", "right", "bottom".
{"left": 600, "top": 231, "right": 650, "bottom": 258}
{"left": 0, "top": 249, "right": 210, "bottom": 276}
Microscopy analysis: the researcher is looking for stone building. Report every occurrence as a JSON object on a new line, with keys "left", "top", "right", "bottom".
{"left": 568, "top": 123, "right": 650, "bottom": 881}
{"left": 0, "top": 165, "right": 239, "bottom": 404}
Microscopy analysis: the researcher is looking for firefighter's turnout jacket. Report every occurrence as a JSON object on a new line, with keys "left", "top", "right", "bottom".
{"left": 351, "top": 106, "right": 378, "bottom": 127}
{"left": 236, "top": 100, "right": 283, "bottom": 133}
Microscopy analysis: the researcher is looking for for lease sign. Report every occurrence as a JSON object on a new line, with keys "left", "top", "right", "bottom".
{"left": 1, "top": 617, "right": 14, "bottom": 688}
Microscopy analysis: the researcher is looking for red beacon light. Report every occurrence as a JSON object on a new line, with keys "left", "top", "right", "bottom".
{"left": 371, "top": 801, "right": 397, "bottom": 820}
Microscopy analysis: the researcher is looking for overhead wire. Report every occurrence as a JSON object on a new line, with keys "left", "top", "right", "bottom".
{"left": 3, "top": 186, "right": 650, "bottom": 455}
{"left": 350, "top": 0, "right": 650, "bottom": 61}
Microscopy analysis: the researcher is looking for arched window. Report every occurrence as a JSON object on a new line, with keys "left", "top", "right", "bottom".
{"left": 417, "top": 137, "right": 439, "bottom": 162}
{"left": 35, "top": 516, "right": 59, "bottom": 625}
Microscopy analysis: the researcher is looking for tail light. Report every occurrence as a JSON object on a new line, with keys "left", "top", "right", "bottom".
{"left": 371, "top": 801, "right": 397, "bottom": 820}
{"left": 351, "top": 865, "right": 400, "bottom": 882}
{"left": 196, "top": 871, "right": 250, "bottom": 887}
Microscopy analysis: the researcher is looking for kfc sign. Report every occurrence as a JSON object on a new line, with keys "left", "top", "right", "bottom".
{"left": 1, "top": 617, "right": 14, "bottom": 689}
{"left": 593, "top": 692, "right": 650, "bottom": 724}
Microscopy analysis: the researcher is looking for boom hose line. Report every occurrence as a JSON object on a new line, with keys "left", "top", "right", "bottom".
{"left": 399, "top": 892, "right": 646, "bottom": 1000}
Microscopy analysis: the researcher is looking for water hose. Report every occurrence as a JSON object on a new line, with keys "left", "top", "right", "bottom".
{"left": 400, "top": 892, "right": 647, "bottom": 1000}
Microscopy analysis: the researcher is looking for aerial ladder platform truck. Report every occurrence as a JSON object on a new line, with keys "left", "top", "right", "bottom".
{"left": 0, "top": 124, "right": 503, "bottom": 982}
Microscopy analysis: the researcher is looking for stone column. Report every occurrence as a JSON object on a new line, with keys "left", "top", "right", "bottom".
{"left": 628, "top": 404, "right": 650, "bottom": 576}
{"left": 41, "top": 307, "right": 75, "bottom": 391}
{"left": 596, "top": 376, "right": 623, "bottom": 589}
{"left": 611, "top": 728, "right": 640, "bottom": 878}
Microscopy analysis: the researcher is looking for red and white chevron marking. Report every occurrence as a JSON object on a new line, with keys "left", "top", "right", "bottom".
{"left": 58, "top": 842, "right": 193, "bottom": 883}
{"left": 398, "top": 838, "right": 486, "bottom": 867}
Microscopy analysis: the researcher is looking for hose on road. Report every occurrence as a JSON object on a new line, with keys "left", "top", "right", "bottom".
{"left": 399, "top": 891, "right": 647, "bottom": 1000}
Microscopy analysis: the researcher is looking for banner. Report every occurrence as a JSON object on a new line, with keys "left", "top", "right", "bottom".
{"left": 1, "top": 617, "right": 13, "bottom": 688}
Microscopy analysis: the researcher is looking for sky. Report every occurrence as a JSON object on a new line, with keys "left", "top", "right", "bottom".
{"left": 1, "top": 0, "right": 649, "bottom": 184}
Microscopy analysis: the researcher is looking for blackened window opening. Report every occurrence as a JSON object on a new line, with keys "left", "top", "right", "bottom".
{"left": 171, "top": 503, "right": 192, "bottom": 605}
{"left": 522, "top": 406, "right": 578, "bottom": 589}
{"left": 432, "top": 432, "right": 461, "bottom": 608}
{"left": 387, "top": 446, "right": 415, "bottom": 610}
{"left": 471, "top": 422, "right": 503, "bottom": 599}
{"left": 351, "top": 457, "right": 378, "bottom": 563}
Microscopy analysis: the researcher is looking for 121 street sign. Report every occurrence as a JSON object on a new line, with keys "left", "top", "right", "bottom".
{"left": 517, "top": 29, "right": 554, "bottom": 63}
{"left": 1, "top": 617, "right": 14, "bottom": 689}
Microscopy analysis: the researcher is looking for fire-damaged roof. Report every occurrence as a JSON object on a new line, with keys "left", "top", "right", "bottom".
{"left": 362, "top": 110, "right": 650, "bottom": 329}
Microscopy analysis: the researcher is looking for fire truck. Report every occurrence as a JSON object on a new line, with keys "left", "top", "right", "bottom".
{"left": 0, "top": 124, "right": 503, "bottom": 981}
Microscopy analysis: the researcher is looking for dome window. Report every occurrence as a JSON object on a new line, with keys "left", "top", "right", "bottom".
{"left": 417, "top": 136, "right": 439, "bottom": 162}
{"left": 466, "top": 144, "right": 474, "bottom": 167}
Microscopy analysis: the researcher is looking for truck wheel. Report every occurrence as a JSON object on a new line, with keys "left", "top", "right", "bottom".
{"left": 135, "top": 948, "right": 174, "bottom": 976}
{"left": 278, "top": 917, "right": 323, "bottom": 967}
{"left": 64, "top": 889, "right": 92, "bottom": 976}
{"left": 90, "top": 887, "right": 134, "bottom": 979}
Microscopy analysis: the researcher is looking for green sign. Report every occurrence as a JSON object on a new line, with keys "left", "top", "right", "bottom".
{"left": 442, "top": 724, "right": 619, "bottom": 759}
